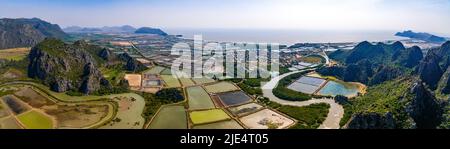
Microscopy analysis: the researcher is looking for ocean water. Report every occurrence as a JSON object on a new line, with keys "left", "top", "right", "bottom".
{"left": 165, "top": 28, "right": 407, "bottom": 45}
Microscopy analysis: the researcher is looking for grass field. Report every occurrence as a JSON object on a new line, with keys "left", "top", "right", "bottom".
{"left": 187, "top": 86, "right": 215, "bottom": 110}
{"left": 0, "top": 48, "right": 30, "bottom": 61}
{"left": 192, "top": 78, "right": 216, "bottom": 85}
{"left": 161, "top": 75, "right": 181, "bottom": 88}
{"left": 204, "top": 82, "right": 239, "bottom": 93}
{"left": 17, "top": 110, "right": 54, "bottom": 129}
{"left": 100, "top": 94, "right": 145, "bottom": 129}
{"left": 148, "top": 105, "right": 187, "bottom": 129}
{"left": 145, "top": 66, "right": 166, "bottom": 75}
{"left": 189, "top": 109, "right": 230, "bottom": 125}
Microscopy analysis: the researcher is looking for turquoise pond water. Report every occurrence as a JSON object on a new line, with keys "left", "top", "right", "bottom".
{"left": 317, "top": 81, "right": 359, "bottom": 97}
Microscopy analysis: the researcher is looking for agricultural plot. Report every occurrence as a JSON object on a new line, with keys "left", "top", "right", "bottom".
{"left": 187, "top": 86, "right": 215, "bottom": 110}
{"left": 0, "top": 116, "right": 22, "bottom": 129}
{"left": 287, "top": 82, "right": 320, "bottom": 94}
{"left": 14, "top": 87, "right": 54, "bottom": 108}
{"left": 161, "top": 75, "right": 181, "bottom": 88}
{"left": 192, "top": 78, "right": 216, "bottom": 85}
{"left": 240, "top": 109, "right": 294, "bottom": 129}
{"left": 45, "top": 104, "right": 110, "bottom": 128}
{"left": 189, "top": 109, "right": 230, "bottom": 125}
{"left": 179, "top": 78, "right": 195, "bottom": 87}
{"left": 100, "top": 95, "right": 145, "bottom": 129}
{"left": 148, "top": 105, "right": 187, "bottom": 129}
{"left": 217, "top": 91, "right": 252, "bottom": 107}
{"left": 145, "top": 66, "right": 166, "bottom": 75}
{"left": 160, "top": 68, "right": 172, "bottom": 75}
{"left": 17, "top": 110, "right": 54, "bottom": 129}
{"left": 228, "top": 103, "right": 263, "bottom": 117}
{"left": 204, "top": 82, "right": 239, "bottom": 94}
{"left": 0, "top": 48, "right": 30, "bottom": 61}
{"left": 124, "top": 74, "right": 142, "bottom": 87}
{"left": 1, "top": 95, "right": 30, "bottom": 115}
{"left": 193, "top": 120, "right": 244, "bottom": 129}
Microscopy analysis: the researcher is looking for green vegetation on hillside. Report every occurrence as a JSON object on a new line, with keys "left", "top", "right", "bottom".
{"left": 339, "top": 77, "right": 414, "bottom": 127}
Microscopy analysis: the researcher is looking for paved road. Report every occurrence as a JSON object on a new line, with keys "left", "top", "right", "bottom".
{"left": 262, "top": 70, "right": 344, "bottom": 129}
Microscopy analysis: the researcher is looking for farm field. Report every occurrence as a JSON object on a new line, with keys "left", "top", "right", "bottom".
{"left": 0, "top": 116, "right": 22, "bottom": 129}
{"left": 17, "top": 110, "right": 54, "bottom": 129}
{"left": 204, "top": 82, "right": 239, "bottom": 93}
{"left": 100, "top": 94, "right": 145, "bottom": 129}
{"left": 124, "top": 74, "right": 142, "bottom": 87}
{"left": 45, "top": 104, "right": 111, "bottom": 128}
{"left": 1, "top": 95, "right": 30, "bottom": 115}
{"left": 145, "top": 66, "right": 165, "bottom": 75}
{"left": 189, "top": 109, "right": 230, "bottom": 125}
{"left": 14, "top": 87, "right": 54, "bottom": 108}
{"left": 299, "top": 55, "right": 325, "bottom": 64}
{"left": 148, "top": 105, "right": 187, "bottom": 129}
{"left": 179, "top": 78, "right": 195, "bottom": 87}
{"left": 192, "top": 78, "right": 215, "bottom": 85}
{"left": 161, "top": 75, "right": 181, "bottom": 88}
{"left": 193, "top": 119, "right": 244, "bottom": 129}
{"left": 186, "top": 86, "right": 215, "bottom": 110}
{"left": 228, "top": 103, "right": 263, "bottom": 117}
{"left": 240, "top": 109, "right": 295, "bottom": 129}
{"left": 217, "top": 91, "right": 252, "bottom": 107}
{"left": 160, "top": 68, "right": 172, "bottom": 75}
{"left": 0, "top": 47, "right": 30, "bottom": 61}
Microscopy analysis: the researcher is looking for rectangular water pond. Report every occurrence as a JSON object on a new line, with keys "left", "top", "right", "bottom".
{"left": 228, "top": 103, "right": 264, "bottom": 117}
{"left": 296, "top": 76, "right": 326, "bottom": 87}
{"left": 161, "top": 75, "right": 181, "bottom": 88}
{"left": 317, "top": 81, "right": 359, "bottom": 97}
{"left": 17, "top": 110, "right": 54, "bottom": 129}
{"left": 187, "top": 86, "right": 215, "bottom": 110}
{"left": 204, "top": 82, "right": 239, "bottom": 94}
{"left": 145, "top": 66, "right": 166, "bottom": 75}
{"left": 193, "top": 120, "right": 244, "bottom": 129}
{"left": 148, "top": 105, "right": 187, "bottom": 129}
{"left": 189, "top": 109, "right": 230, "bottom": 125}
{"left": 217, "top": 91, "right": 252, "bottom": 107}
{"left": 287, "top": 82, "right": 320, "bottom": 94}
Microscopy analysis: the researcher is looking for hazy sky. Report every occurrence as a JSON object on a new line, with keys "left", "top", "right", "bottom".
{"left": 1, "top": 0, "right": 449, "bottom": 35}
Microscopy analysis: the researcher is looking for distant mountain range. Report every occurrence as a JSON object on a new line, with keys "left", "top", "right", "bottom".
{"left": 395, "top": 30, "right": 448, "bottom": 43}
{"left": 63, "top": 25, "right": 168, "bottom": 36}
{"left": 0, "top": 18, "right": 68, "bottom": 49}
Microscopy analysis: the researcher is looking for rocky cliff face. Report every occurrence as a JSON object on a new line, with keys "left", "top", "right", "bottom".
{"left": 28, "top": 38, "right": 110, "bottom": 94}
{"left": 418, "top": 41, "right": 450, "bottom": 91}
{"left": 0, "top": 18, "right": 67, "bottom": 49}
{"left": 344, "top": 112, "right": 396, "bottom": 129}
{"left": 406, "top": 82, "right": 443, "bottom": 128}
{"left": 118, "top": 53, "right": 146, "bottom": 72}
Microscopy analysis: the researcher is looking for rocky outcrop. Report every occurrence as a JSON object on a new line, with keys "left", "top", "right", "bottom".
{"left": 369, "top": 66, "right": 403, "bottom": 85}
{"left": 406, "top": 81, "right": 443, "bottom": 128}
{"left": 28, "top": 38, "right": 110, "bottom": 94}
{"left": 417, "top": 41, "right": 450, "bottom": 90}
{"left": 344, "top": 112, "right": 396, "bottom": 129}
{"left": 393, "top": 46, "right": 423, "bottom": 68}
{"left": 118, "top": 53, "right": 146, "bottom": 72}
{"left": 0, "top": 18, "right": 67, "bottom": 49}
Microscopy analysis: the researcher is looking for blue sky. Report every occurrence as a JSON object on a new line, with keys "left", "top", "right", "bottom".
{"left": 1, "top": 0, "right": 449, "bottom": 35}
